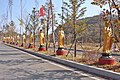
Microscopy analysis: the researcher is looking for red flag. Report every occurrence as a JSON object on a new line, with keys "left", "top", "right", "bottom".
{"left": 39, "top": 6, "right": 45, "bottom": 17}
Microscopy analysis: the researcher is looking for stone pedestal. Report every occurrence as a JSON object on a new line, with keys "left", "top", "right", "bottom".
{"left": 38, "top": 45, "right": 46, "bottom": 51}
{"left": 16, "top": 43, "right": 19, "bottom": 46}
{"left": 13, "top": 42, "right": 14, "bottom": 44}
{"left": 99, "top": 53, "right": 116, "bottom": 65}
{"left": 28, "top": 44, "right": 34, "bottom": 48}
{"left": 56, "top": 48, "right": 67, "bottom": 55}
{"left": 20, "top": 43, "right": 25, "bottom": 47}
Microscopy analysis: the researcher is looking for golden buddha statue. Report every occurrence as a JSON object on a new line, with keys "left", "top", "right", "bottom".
{"left": 3, "top": 37, "right": 6, "bottom": 43}
{"left": 58, "top": 27, "right": 65, "bottom": 48}
{"left": 56, "top": 26, "right": 67, "bottom": 55}
{"left": 12, "top": 37, "right": 15, "bottom": 44}
{"left": 6, "top": 37, "right": 8, "bottom": 43}
{"left": 8, "top": 37, "right": 10, "bottom": 43}
{"left": 38, "top": 30, "right": 46, "bottom": 51}
{"left": 10, "top": 36, "right": 13, "bottom": 44}
{"left": 22, "top": 33, "right": 26, "bottom": 44}
{"left": 39, "top": 30, "right": 44, "bottom": 46}
{"left": 103, "top": 19, "right": 113, "bottom": 53}
{"left": 29, "top": 32, "right": 33, "bottom": 45}
{"left": 17, "top": 35, "right": 20, "bottom": 44}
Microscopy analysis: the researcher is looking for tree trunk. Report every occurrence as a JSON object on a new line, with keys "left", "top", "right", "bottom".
{"left": 50, "top": 0, "right": 56, "bottom": 53}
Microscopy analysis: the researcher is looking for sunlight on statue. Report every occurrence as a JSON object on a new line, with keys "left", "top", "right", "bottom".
{"left": 17, "top": 35, "right": 20, "bottom": 44}
{"left": 8, "top": 37, "right": 10, "bottom": 43}
{"left": 58, "top": 27, "right": 65, "bottom": 48}
{"left": 29, "top": 32, "right": 33, "bottom": 45}
{"left": 103, "top": 19, "right": 113, "bottom": 53}
{"left": 10, "top": 36, "right": 13, "bottom": 44}
{"left": 39, "top": 30, "right": 44, "bottom": 46}
{"left": 28, "top": 32, "right": 34, "bottom": 48}
{"left": 22, "top": 33, "right": 26, "bottom": 44}
{"left": 56, "top": 26, "right": 67, "bottom": 55}
{"left": 12, "top": 36, "right": 14, "bottom": 44}
{"left": 3, "top": 37, "right": 6, "bottom": 43}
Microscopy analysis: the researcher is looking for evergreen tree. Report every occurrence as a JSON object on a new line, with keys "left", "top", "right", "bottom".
{"left": 62, "top": 0, "right": 86, "bottom": 57}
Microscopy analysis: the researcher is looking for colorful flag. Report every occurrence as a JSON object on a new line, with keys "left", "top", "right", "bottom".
{"left": 39, "top": 5, "right": 45, "bottom": 17}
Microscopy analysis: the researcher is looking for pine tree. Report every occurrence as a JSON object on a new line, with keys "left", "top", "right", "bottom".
{"left": 29, "top": 8, "right": 40, "bottom": 48}
{"left": 62, "top": 0, "right": 86, "bottom": 57}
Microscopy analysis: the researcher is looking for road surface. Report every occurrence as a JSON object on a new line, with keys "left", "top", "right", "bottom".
{"left": 0, "top": 43, "right": 109, "bottom": 80}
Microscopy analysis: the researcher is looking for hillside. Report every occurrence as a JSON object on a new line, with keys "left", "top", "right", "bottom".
{"left": 53, "top": 15, "right": 105, "bottom": 44}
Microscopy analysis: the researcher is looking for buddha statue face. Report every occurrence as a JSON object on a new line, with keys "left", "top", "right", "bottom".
{"left": 105, "top": 19, "right": 110, "bottom": 28}
{"left": 17, "top": 35, "right": 19, "bottom": 38}
{"left": 40, "top": 30, "right": 42, "bottom": 33}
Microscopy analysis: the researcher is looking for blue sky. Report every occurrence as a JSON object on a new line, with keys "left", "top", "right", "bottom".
{"left": 0, "top": 0, "right": 101, "bottom": 32}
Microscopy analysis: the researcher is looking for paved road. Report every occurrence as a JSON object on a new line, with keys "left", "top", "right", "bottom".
{"left": 0, "top": 44, "right": 109, "bottom": 80}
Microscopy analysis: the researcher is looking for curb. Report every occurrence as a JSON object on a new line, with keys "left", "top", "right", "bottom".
{"left": 6, "top": 44, "right": 120, "bottom": 80}
{"left": 112, "top": 53, "right": 120, "bottom": 56}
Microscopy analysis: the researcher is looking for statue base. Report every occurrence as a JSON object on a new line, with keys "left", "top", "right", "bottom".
{"left": 38, "top": 45, "right": 46, "bottom": 51}
{"left": 16, "top": 43, "right": 19, "bottom": 46}
{"left": 56, "top": 48, "right": 67, "bottom": 55}
{"left": 28, "top": 44, "right": 34, "bottom": 48}
{"left": 12, "top": 42, "right": 15, "bottom": 45}
{"left": 99, "top": 53, "right": 116, "bottom": 65}
{"left": 20, "top": 43, "right": 25, "bottom": 47}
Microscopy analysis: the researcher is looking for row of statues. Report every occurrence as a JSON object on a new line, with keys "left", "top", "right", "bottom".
{"left": 3, "top": 20, "right": 116, "bottom": 54}
{"left": 3, "top": 20, "right": 115, "bottom": 53}
{"left": 3, "top": 36, "right": 16, "bottom": 44}
{"left": 3, "top": 27, "right": 65, "bottom": 52}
